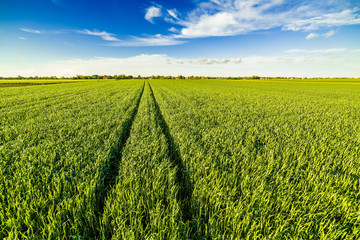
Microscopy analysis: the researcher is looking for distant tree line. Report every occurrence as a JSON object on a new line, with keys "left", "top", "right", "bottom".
{"left": 0, "top": 75, "right": 357, "bottom": 80}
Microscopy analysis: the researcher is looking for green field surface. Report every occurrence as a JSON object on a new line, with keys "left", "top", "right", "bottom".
{"left": 1, "top": 79, "right": 360, "bottom": 239}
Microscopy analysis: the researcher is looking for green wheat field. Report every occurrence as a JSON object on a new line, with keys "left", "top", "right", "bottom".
{"left": 1, "top": 78, "right": 360, "bottom": 239}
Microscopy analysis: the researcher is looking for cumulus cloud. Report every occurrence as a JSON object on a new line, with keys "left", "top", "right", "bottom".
{"left": 168, "top": 57, "right": 241, "bottom": 65}
{"left": 306, "top": 33, "right": 320, "bottom": 39}
{"left": 234, "top": 58, "right": 242, "bottom": 64}
{"left": 2, "top": 51, "right": 360, "bottom": 77}
{"left": 145, "top": 6, "right": 162, "bottom": 23}
{"left": 198, "top": 58, "right": 206, "bottom": 64}
{"left": 4, "top": 54, "right": 245, "bottom": 77}
{"left": 180, "top": 12, "right": 238, "bottom": 38}
{"left": 196, "top": 58, "right": 218, "bottom": 65}
{"left": 219, "top": 58, "right": 230, "bottom": 64}
{"left": 77, "top": 29, "right": 120, "bottom": 41}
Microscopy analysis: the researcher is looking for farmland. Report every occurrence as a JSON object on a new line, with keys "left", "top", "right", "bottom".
{"left": 1, "top": 78, "right": 360, "bottom": 239}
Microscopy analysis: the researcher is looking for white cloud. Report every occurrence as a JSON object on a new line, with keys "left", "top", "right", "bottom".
{"left": 305, "top": 30, "right": 336, "bottom": 40}
{"left": 196, "top": 58, "right": 217, "bottom": 64}
{"left": 219, "top": 58, "right": 230, "bottom": 64}
{"left": 1, "top": 55, "right": 242, "bottom": 77}
{"left": 167, "top": 9, "right": 180, "bottom": 20}
{"left": 145, "top": 6, "right": 162, "bottom": 23}
{"left": 286, "top": 48, "right": 348, "bottom": 54}
{"left": 20, "top": 28, "right": 42, "bottom": 34}
{"left": 2, "top": 51, "right": 360, "bottom": 77}
{"left": 164, "top": 1, "right": 360, "bottom": 39}
{"left": 180, "top": 12, "right": 238, "bottom": 38}
{"left": 16, "top": 2, "right": 358, "bottom": 47}
{"left": 168, "top": 27, "right": 179, "bottom": 33}
{"left": 108, "top": 34, "right": 185, "bottom": 47}
{"left": 233, "top": 58, "right": 242, "bottom": 64}
{"left": 197, "top": 58, "right": 206, "bottom": 64}
{"left": 18, "top": 37, "right": 27, "bottom": 40}
{"left": 306, "top": 33, "right": 319, "bottom": 39}
{"left": 76, "top": 29, "right": 184, "bottom": 46}
{"left": 323, "top": 30, "right": 335, "bottom": 38}
{"left": 77, "top": 29, "right": 120, "bottom": 41}
{"left": 283, "top": 9, "right": 360, "bottom": 31}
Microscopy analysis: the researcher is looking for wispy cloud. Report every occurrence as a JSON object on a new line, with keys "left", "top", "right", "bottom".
{"left": 163, "top": 1, "right": 360, "bottom": 39}
{"left": 285, "top": 48, "right": 349, "bottom": 54}
{"left": 167, "top": 9, "right": 180, "bottom": 20}
{"left": 20, "top": 28, "right": 42, "bottom": 34}
{"left": 284, "top": 9, "right": 360, "bottom": 31}
{"left": 324, "top": 30, "right": 335, "bottom": 38}
{"left": 145, "top": 6, "right": 162, "bottom": 23}
{"left": 306, "top": 33, "right": 319, "bottom": 39}
{"left": 17, "top": 1, "right": 358, "bottom": 47}
{"left": 18, "top": 37, "right": 27, "bottom": 40}
{"left": 108, "top": 34, "right": 185, "bottom": 47}
{"left": 51, "top": 0, "right": 64, "bottom": 7}
{"left": 19, "top": 27, "right": 63, "bottom": 34}
{"left": 305, "top": 30, "right": 336, "bottom": 39}
{"left": 285, "top": 48, "right": 348, "bottom": 54}
{"left": 77, "top": 29, "right": 120, "bottom": 41}
{"left": 168, "top": 27, "right": 179, "bottom": 33}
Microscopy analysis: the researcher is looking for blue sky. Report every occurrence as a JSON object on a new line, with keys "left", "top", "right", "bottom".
{"left": 1, "top": 0, "right": 360, "bottom": 77}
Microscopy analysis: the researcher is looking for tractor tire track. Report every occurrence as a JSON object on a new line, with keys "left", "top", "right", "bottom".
{"left": 90, "top": 82, "right": 145, "bottom": 238}
{"left": 148, "top": 83, "right": 199, "bottom": 235}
